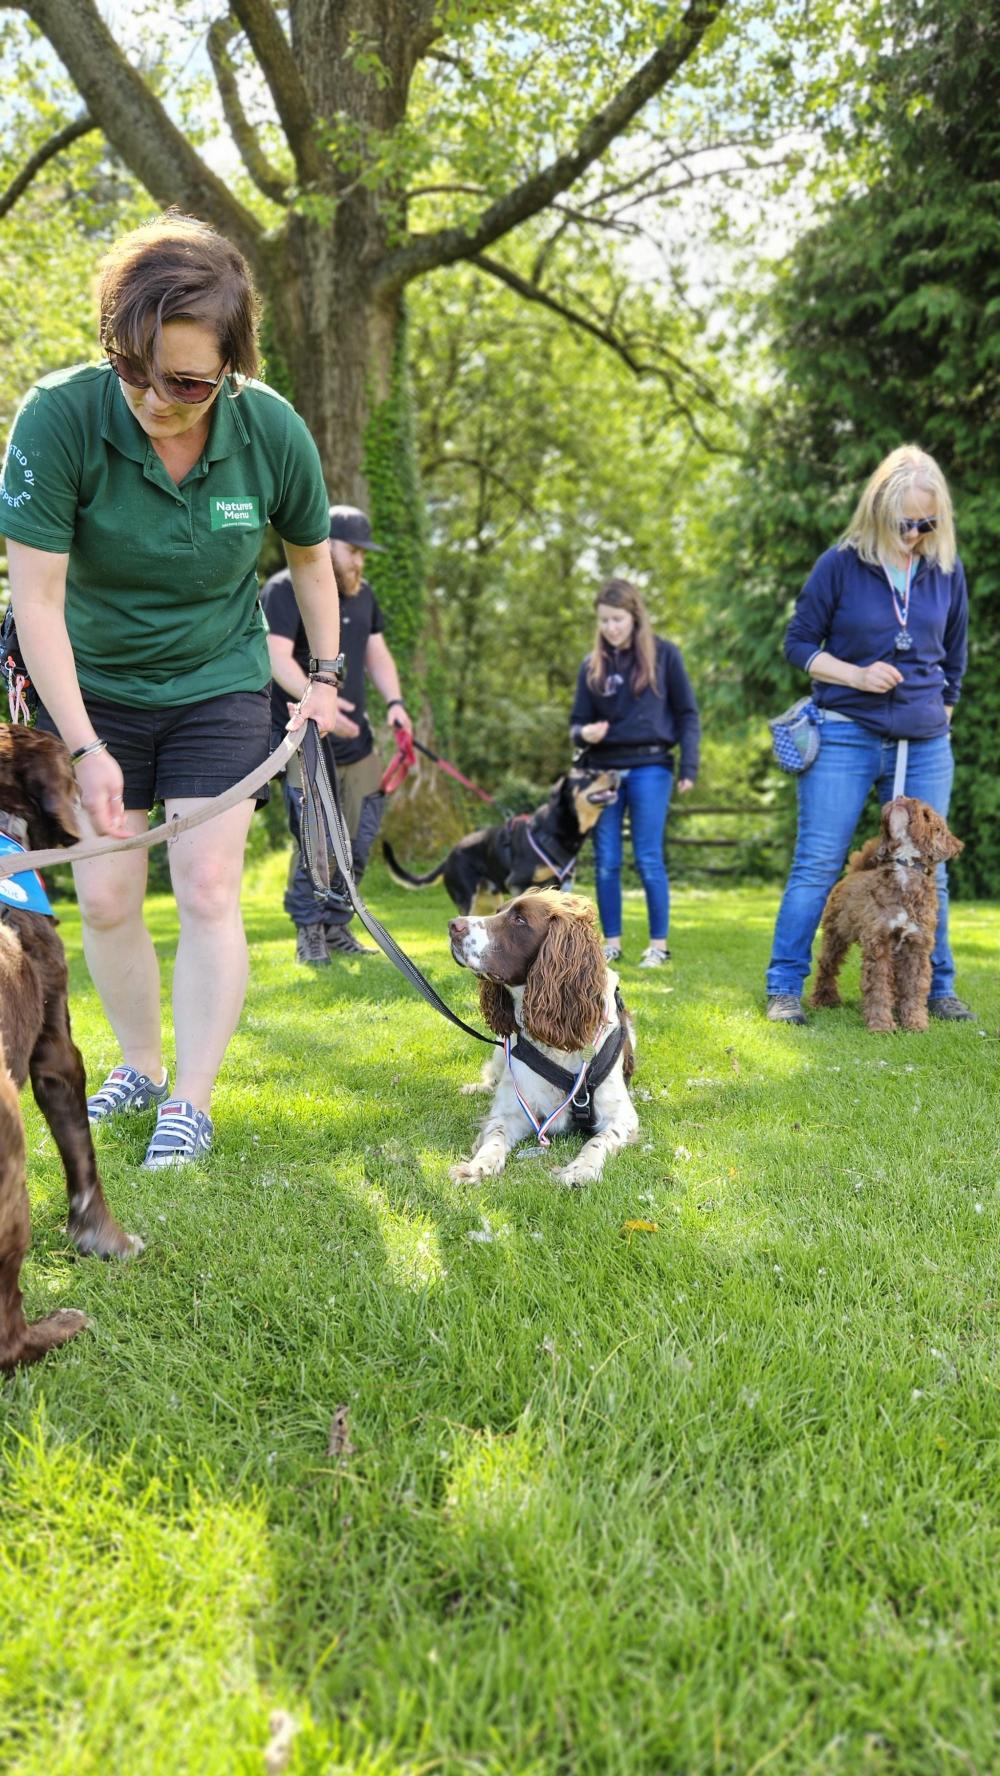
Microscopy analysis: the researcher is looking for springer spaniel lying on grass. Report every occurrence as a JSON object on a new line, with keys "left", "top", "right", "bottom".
{"left": 811, "top": 796, "right": 963, "bottom": 1033}
{"left": 448, "top": 889, "right": 638, "bottom": 1187}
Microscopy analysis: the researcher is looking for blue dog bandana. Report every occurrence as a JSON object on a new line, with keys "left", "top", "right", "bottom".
{"left": 0, "top": 832, "right": 55, "bottom": 916}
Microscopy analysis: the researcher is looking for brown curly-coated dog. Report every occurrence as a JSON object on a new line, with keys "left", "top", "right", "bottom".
{"left": 0, "top": 724, "right": 141, "bottom": 1372}
{"left": 810, "top": 796, "right": 963, "bottom": 1033}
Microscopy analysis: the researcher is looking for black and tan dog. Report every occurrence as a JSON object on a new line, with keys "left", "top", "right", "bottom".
{"left": 383, "top": 765, "right": 619, "bottom": 914}
{"left": 0, "top": 724, "right": 141, "bottom": 1371}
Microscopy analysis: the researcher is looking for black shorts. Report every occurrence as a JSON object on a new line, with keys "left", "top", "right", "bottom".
{"left": 36, "top": 689, "right": 272, "bottom": 812}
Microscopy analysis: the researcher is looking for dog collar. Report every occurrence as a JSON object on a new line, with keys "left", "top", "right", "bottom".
{"left": 0, "top": 833, "right": 55, "bottom": 917}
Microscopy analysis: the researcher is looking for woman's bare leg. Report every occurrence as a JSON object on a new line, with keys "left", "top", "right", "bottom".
{"left": 165, "top": 798, "right": 256, "bottom": 1113}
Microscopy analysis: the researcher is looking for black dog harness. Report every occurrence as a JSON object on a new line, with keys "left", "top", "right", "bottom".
{"left": 505, "top": 988, "right": 629, "bottom": 1139}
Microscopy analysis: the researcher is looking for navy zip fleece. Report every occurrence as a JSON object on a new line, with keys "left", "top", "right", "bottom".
{"left": 570, "top": 635, "right": 700, "bottom": 778}
{"left": 785, "top": 544, "right": 968, "bottom": 740}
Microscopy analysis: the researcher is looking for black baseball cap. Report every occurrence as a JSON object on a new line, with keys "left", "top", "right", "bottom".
{"left": 328, "top": 505, "right": 385, "bottom": 552}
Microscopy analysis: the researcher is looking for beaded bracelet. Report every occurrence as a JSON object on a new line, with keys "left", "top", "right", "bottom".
{"left": 308, "top": 673, "right": 341, "bottom": 688}
{"left": 70, "top": 738, "right": 108, "bottom": 765}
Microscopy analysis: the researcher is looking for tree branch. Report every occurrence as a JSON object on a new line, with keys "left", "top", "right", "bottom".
{"left": 5, "top": 0, "right": 264, "bottom": 265}
{"left": 471, "top": 253, "right": 728, "bottom": 452}
{"left": 207, "top": 13, "right": 290, "bottom": 205}
{"left": 373, "top": 0, "right": 728, "bottom": 291}
{"left": 230, "top": 0, "right": 324, "bottom": 187}
{"left": 0, "top": 112, "right": 96, "bottom": 219}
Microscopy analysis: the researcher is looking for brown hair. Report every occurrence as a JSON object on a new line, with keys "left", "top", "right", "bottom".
{"left": 96, "top": 212, "right": 260, "bottom": 394}
{"left": 585, "top": 578, "right": 659, "bottom": 696}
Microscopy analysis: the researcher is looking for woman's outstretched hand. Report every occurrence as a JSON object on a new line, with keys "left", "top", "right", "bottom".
{"left": 580, "top": 721, "right": 609, "bottom": 744}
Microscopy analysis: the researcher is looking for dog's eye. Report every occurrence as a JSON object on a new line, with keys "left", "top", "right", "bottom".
{"left": 510, "top": 910, "right": 527, "bottom": 925}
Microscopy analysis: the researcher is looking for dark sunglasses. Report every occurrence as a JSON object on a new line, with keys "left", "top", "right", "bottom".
{"left": 107, "top": 350, "right": 227, "bottom": 405}
{"left": 898, "top": 516, "right": 938, "bottom": 536}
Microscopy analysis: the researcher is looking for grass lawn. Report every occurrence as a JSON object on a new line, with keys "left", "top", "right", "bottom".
{"left": 2, "top": 856, "right": 999, "bottom": 1775}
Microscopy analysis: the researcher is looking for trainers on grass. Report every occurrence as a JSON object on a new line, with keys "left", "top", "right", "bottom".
{"left": 296, "top": 923, "right": 330, "bottom": 966}
{"left": 602, "top": 941, "right": 622, "bottom": 963}
{"left": 142, "top": 1100, "right": 214, "bottom": 1170}
{"left": 87, "top": 1064, "right": 170, "bottom": 1125}
{"left": 639, "top": 946, "right": 671, "bottom": 967}
{"left": 927, "top": 994, "right": 975, "bottom": 1021}
{"left": 326, "top": 924, "right": 378, "bottom": 956}
{"left": 766, "top": 993, "right": 807, "bottom": 1025}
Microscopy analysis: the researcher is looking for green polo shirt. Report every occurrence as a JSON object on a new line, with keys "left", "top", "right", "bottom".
{"left": 0, "top": 362, "right": 329, "bottom": 706}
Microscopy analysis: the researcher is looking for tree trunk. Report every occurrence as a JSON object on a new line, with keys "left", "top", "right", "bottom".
{"left": 260, "top": 211, "right": 400, "bottom": 505}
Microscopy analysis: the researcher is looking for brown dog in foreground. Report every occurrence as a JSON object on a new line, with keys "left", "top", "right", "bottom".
{"left": 811, "top": 796, "right": 963, "bottom": 1033}
{"left": 0, "top": 724, "right": 141, "bottom": 1372}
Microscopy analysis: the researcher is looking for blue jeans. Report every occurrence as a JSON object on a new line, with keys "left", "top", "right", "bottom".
{"left": 592, "top": 764, "right": 673, "bottom": 941}
{"left": 766, "top": 720, "right": 956, "bottom": 998}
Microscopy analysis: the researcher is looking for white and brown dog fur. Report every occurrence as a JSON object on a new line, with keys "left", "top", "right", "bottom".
{"left": 448, "top": 890, "right": 638, "bottom": 1187}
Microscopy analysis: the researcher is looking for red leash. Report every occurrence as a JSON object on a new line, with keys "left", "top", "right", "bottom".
{"left": 379, "top": 724, "right": 498, "bottom": 805}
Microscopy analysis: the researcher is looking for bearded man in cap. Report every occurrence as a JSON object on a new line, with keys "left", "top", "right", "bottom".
{"left": 261, "top": 505, "right": 412, "bottom": 962}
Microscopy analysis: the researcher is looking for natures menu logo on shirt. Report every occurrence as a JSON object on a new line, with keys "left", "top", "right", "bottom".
{"left": 210, "top": 495, "right": 260, "bottom": 530}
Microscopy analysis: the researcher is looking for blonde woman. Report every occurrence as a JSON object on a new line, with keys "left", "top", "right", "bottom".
{"left": 570, "top": 578, "right": 700, "bottom": 966}
{"left": 766, "top": 445, "right": 971, "bottom": 1023}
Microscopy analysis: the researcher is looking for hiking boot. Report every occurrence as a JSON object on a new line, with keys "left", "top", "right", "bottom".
{"left": 296, "top": 923, "right": 330, "bottom": 966}
{"left": 87, "top": 1064, "right": 170, "bottom": 1125}
{"left": 766, "top": 993, "right": 807, "bottom": 1025}
{"left": 928, "top": 995, "right": 975, "bottom": 1022}
{"left": 142, "top": 1100, "right": 214, "bottom": 1170}
{"left": 326, "top": 924, "right": 378, "bottom": 957}
{"left": 602, "top": 941, "right": 622, "bottom": 963}
{"left": 639, "top": 946, "right": 671, "bottom": 967}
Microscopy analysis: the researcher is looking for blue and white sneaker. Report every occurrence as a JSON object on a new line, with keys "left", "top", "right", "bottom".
{"left": 141, "top": 1099, "right": 214, "bottom": 1170}
{"left": 88, "top": 1064, "right": 171, "bottom": 1125}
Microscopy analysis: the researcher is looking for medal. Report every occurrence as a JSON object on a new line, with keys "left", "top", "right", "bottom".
{"left": 883, "top": 556, "right": 914, "bottom": 654}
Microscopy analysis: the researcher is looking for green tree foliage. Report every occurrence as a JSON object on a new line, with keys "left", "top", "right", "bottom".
{"left": 700, "top": 0, "right": 1000, "bottom": 889}
{"left": 407, "top": 249, "right": 733, "bottom": 794}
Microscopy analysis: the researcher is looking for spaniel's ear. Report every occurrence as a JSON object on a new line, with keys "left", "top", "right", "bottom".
{"left": 479, "top": 977, "right": 517, "bottom": 1038}
{"left": 522, "top": 910, "right": 606, "bottom": 1051}
{"left": 15, "top": 730, "right": 79, "bottom": 848}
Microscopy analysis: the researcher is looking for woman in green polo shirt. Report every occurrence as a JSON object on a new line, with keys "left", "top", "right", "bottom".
{"left": 0, "top": 215, "right": 340, "bottom": 1168}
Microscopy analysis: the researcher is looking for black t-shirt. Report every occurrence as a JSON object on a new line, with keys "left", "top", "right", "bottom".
{"left": 260, "top": 568, "right": 385, "bottom": 765}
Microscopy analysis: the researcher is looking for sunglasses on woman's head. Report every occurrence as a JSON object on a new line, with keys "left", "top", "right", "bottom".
{"left": 898, "top": 516, "right": 937, "bottom": 536}
{"left": 107, "top": 351, "right": 227, "bottom": 405}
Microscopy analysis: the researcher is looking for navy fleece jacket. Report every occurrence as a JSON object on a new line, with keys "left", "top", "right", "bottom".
{"left": 785, "top": 544, "right": 968, "bottom": 740}
{"left": 570, "top": 635, "right": 700, "bottom": 778}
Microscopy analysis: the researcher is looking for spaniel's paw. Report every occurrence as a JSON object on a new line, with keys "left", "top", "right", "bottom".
{"left": 553, "top": 1158, "right": 600, "bottom": 1189}
{"left": 459, "top": 1081, "right": 493, "bottom": 1096}
{"left": 450, "top": 1154, "right": 504, "bottom": 1183}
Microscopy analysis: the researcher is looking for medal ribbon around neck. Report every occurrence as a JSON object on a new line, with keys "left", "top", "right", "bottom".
{"left": 883, "top": 554, "right": 914, "bottom": 636}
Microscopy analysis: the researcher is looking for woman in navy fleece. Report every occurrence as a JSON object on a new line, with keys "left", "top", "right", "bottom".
{"left": 766, "top": 445, "right": 971, "bottom": 1024}
{"left": 570, "top": 578, "right": 700, "bottom": 967}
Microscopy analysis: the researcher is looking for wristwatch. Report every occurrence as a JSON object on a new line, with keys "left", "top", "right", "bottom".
{"left": 308, "top": 653, "right": 345, "bottom": 684}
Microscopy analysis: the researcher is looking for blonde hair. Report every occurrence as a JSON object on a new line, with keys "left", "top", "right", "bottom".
{"left": 839, "top": 445, "right": 957, "bottom": 572}
{"left": 586, "top": 578, "right": 659, "bottom": 695}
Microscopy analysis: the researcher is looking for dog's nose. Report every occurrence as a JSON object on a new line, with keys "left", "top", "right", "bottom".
{"left": 449, "top": 917, "right": 469, "bottom": 938}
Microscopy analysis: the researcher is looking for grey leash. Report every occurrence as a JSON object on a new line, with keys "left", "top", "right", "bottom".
{"left": 892, "top": 738, "right": 909, "bottom": 800}
{"left": 296, "top": 722, "right": 499, "bottom": 1047}
{"left": 0, "top": 722, "right": 307, "bottom": 881}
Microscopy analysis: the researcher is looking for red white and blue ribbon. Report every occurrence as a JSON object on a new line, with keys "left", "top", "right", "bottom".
{"left": 503, "top": 1035, "right": 589, "bottom": 1147}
